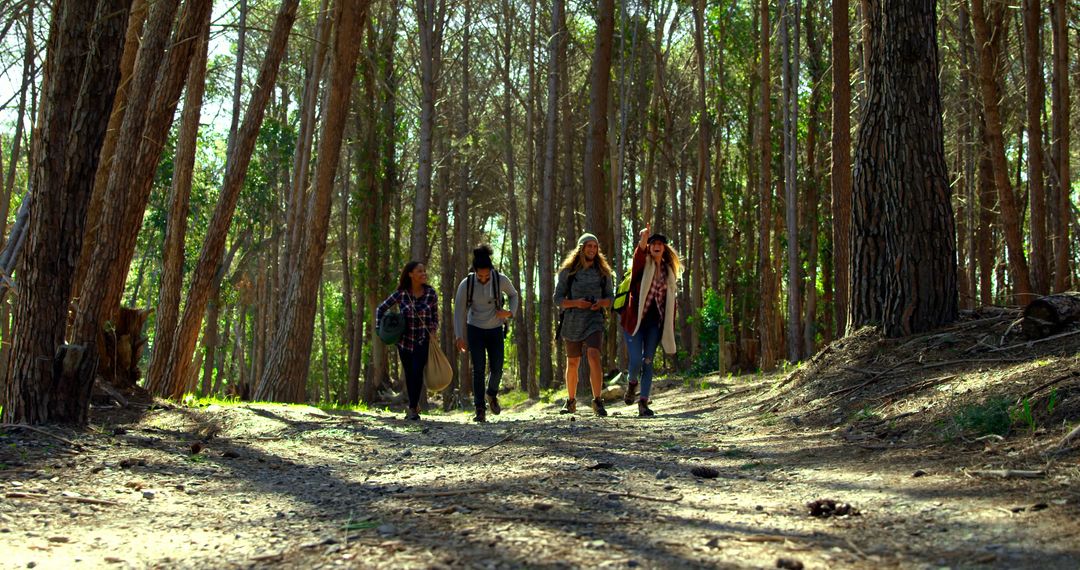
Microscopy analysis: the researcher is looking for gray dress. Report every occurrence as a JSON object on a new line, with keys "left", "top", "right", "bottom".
{"left": 553, "top": 266, "right": 614, "bottom": 342}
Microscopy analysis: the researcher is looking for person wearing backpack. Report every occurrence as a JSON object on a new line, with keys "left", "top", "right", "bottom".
{"left": 619, "top": 226, "right": 682, "bottom": 416}
{"left": 553, "top": 233, "right": 615, "bottom": 416}
{"left": 454, "top": 245, "right": 520, "bottom": 423}
{"left": 376, "top": 261, "right": 440, "bottom": 421}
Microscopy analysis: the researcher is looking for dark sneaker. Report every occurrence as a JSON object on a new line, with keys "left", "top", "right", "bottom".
{"left": 624, "top": 381, "right": 638, "bottom": 405}
{"left": 638, "top": 399, "right": 655, "bottom": 417}
{"left": 405, "top": 407, "right": 421, "bottom": 421}
{"left": 592, "top": 398, "right": 608, "bottom": 417}
{"left": 473, "top": 407, "right": 487, "bottom": 423}
{"left": 487, "top": 393, "right": 501, "bottom": 415}
{"left": 559, "top": 398, "right": 577, "bottom": 414}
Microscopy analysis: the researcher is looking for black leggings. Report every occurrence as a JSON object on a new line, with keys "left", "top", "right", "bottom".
{"left": 397, "top": 338, "right": 428, "bottom": 408}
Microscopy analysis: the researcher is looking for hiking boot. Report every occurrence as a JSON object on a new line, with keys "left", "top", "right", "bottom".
{"left": 405, "top": 407, "right": 421, "bottom": 421}
{"left": 559, "top": 398, "right": 577, "bottom": 414}
{"left": 592, "top": 398, "right": 608, "bottom": 417}
{"left": 487, "top": 393, "right": 501, "bottom": 415}
{"left": 638, "top": 399, "right": 655, "bottom": 417}
{"left": 473, "top": 406, "right": 487, "bottom": 423}
{"left": 624, "top": 381, "right": 638, "bottom": 405}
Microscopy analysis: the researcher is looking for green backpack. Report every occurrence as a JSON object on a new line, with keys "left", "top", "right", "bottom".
{"left": 613, "top": 271, "right": 632, "bottom": 314}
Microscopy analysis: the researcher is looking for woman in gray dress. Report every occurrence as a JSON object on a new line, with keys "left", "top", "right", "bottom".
{"left": 553, "top": 233, "right": 614, "bottom": 416}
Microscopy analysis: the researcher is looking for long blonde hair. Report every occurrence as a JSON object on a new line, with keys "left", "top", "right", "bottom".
{"left": 559, "top": 243, "right": 613, "bottom": 277}
{"left": 658, "top": 243, "right": 683, "bottom": 277}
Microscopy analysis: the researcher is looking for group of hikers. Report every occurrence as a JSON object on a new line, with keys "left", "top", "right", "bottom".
{"left": 375, "top": 226, "right": 683, "bottom": 423}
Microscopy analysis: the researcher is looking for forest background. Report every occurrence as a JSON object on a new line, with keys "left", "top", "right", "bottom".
{"left": 0, "top": 0, "right": 1076, "bottom": 424}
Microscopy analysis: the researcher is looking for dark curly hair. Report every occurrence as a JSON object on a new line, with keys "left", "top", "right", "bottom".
{"left": 472, "top": 244, "right": 494, "bottom": 271}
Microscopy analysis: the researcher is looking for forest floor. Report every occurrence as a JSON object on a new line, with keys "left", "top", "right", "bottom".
{"left": 3, "top": 309, "right": 1080, "bottom": 569}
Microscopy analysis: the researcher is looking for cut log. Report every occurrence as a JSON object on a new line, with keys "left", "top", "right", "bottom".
{"left": 1021, "top": 292, "right": 1080, "bottom": 339}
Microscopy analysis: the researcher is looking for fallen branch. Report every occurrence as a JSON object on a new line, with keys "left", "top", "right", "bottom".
{"left": 588, "top": 486, "right": 684, "bottom": 503}
{"left": 0, "top": 424, "right": 81, "bottom": 449}
{"left": 66, "top": 496, "right": 120, "bottom": 506}
{"left": 1056, "top": 424, "right": 1080, "bottom": 450}
{"left": 470, "top": 433, "right": 515, "bottom": 456}
{"left": 5, "top": 492, "right": 45, "bottom": 500}
{"left": 6, "top": 491, "right": 120, "bottom": 506}
{"left": 1022, "top": 371, "right": 1079, "bottom": 400}
{"left": 889, "top": 357, "right": 1027, "bottom": 375}
{"left": 827, "top": 355, "right": 921, "bottom": 398}
{"left": 872, "top": 375, "right": 957, "bottom": 402}
{"left": 989, "top": 329, "right": 1080, "bottom": 353}
{"left": 969, "top": 469, "right": 1046, "bottom": 479}
{"left": 401, "top": 488, "right": 489, "bottom": 499}
{"left": 711, "top": 385, "right": 763, "bottom": 404}
{"left": 480, "top": 513, "right": 624, "bottom": 525}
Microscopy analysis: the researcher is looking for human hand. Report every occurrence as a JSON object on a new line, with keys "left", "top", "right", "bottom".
{"left": 455, "top": 338, "right": 467, "bottom": 352}
{"left": 496, "top": 309, "right": 512, "bottom": 319}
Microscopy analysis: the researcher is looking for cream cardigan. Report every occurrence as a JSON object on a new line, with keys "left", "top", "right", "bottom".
{"left": 630, "top": 254, "right": 679, "bottom": 355}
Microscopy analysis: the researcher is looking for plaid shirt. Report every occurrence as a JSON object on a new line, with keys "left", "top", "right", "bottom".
{"left": 376, "top": 285, "right": 439, "bottom": 352}
{"left": 643, "top": 265, "right": 668, "bottom": 320}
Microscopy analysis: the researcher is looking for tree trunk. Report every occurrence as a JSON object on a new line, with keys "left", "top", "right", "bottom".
{"left": 583, "top": 0, "right": 614, "bottom": 257}
{"left": 0, "top": 3, "right": 37, "bottom": 249}
{"left": 691, "top": 0, "right": 709, "bottom": 359}
{"left": 523, "top": 0, "right": 539, "bottom": 399}
{"left": 977, "top": 120, "right": 996, "bottom": 306}
{"left": 757, "top": 0, "right": 778, "bottom": 370}
{"left": 803, "top": 0, "right": 824, "bottom": 356}
{"left": 831, "top": 0, "right": 852, "bottom": 336}
{"left": 1022, "top": 292, "right": 1080, "bottom": 339}
{"left": 363, "top": 0, "right": 398, "bottom": 404}
{"left": 255, "top": 0, "right": 371, "bottom": 403}
{"left": 72, "top": 0, "right": 213, "bottom": 350}
{"left": 281, "top": 0, "right": 332, "bottom": 294}
{"left": 75, "top": 0, "right": 147, "bottom": 289}
{"left": 1023, "top": 0, "right": 1047, "bottom": 295}
{"left": 146, "top": 5, "right": 211, "bottom": 397}
{"left": 781, "top": 0, "right": 802, "bottom": 361}
{"left": 538, "top": 0, "right": 563, "bottom": 391}
{"left": 500, "top": 0, "right": 529, "bottom": 395}
{"left": 849, "top": 0, "right": 888, "bottom": 330}
{"left": 411, "top": 0, "right": 446, "bottom": 261}
{"left": 150, "top": 0, "right": 301, "bottom": 398}
{"left": 877, "top": 0, "right": 958, "bottom": 336}
{"left": 970, "top": 0, "right": 1033, "bottom": 303}
{"left": 2, "top": 0, "right": 129, "bottom": 425}
{"left": 1050, "top": 0, "right": 1069, "bottom": 292}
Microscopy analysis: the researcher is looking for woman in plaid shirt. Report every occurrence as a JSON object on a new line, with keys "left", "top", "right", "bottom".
{"left": 376, "top": 261, "right": 439, "bottom": 421}
{"left": 618, "top": 226, "right": 682, "bottom": 417}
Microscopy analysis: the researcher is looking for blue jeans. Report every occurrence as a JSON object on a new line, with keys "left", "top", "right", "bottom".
{"left": 625, "top": 322, "right": 661, "bottom": 399}
{"left": 467, "top": 324, "right": 505, "bottom": 409}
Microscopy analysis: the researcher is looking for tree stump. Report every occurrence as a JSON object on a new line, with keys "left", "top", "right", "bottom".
{"left": 52, "top": 344, "right": 99, "bottom": 425}
{"left": 97, "top": 307, "right": 154, "bottom": 389}
{"left": 1022, "top": 292, "right": 1080, "bottom": 339}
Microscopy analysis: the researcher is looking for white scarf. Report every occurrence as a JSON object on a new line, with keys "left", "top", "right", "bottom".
{"left": 631, "top": 256, "right": 678, "bottom": 354}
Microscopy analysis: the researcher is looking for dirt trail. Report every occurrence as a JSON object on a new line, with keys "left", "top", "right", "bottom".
{"left": 2, "top": 376, "right": 1078, "bottom": 570}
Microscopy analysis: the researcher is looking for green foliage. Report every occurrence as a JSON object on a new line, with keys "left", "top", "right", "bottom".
{"left": 540, "top": 388, "right": 558, "bottom": 404}
{"left": 851, "top": 406, "right": 881, "bottom": 423}
{"left": 181, "top": 394, "right": 243, "bottom": 407}
{"left": 1048, "top": 389, "right": 1059, "bottom": 415}
{"left": 1010, "top": 398, "right": 1036, "bottom": 434}
{"left": 689, "top": 289, "right": 731, "bottom": 374}
{"left": 946, "top": 397, "right": 1013, "bottom": 439}
{"left": 498, "top": 390, "right": 530, "bottom": 409}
